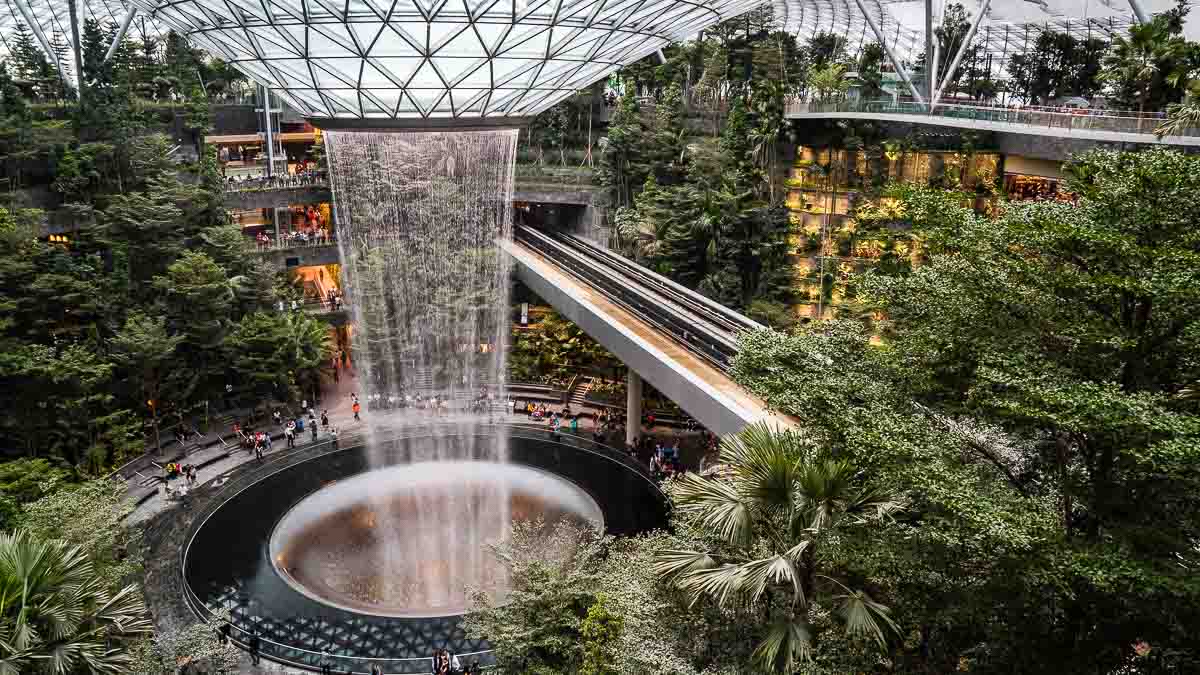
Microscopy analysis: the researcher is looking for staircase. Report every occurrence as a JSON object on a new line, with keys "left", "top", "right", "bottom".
{"left": 568, "top": 377, "right": 595, "bottom": 408}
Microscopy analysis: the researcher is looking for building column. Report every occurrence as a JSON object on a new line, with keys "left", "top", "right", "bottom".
{"left": 626, "top": 369, "right": 643, "bottom": 448}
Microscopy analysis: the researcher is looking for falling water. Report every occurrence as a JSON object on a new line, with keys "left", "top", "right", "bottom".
{"left": 324, "top": 129, "right": 518, "bottom": 613}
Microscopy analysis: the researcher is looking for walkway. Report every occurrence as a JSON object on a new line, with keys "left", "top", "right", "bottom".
{"left": 786, "top": 100, "right": 1200, "bottom": 147}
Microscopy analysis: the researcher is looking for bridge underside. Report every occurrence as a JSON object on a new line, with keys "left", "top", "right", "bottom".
{"left": 501, "top": 238, "right": 786, "bottom": 438}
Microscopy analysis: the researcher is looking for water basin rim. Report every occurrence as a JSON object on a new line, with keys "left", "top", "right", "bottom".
{"left": 266, "top": 460, "right": 604, "bottom": 619}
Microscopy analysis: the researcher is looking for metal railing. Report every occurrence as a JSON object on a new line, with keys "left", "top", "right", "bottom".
{"left": 514, "top": 227, "right": 755, "bottom": 372}
{"left": 176, "top": 422, "right": 667, "bottom": 673}
{"left": 225, "top": 173, "right": 330, "bottom": 192}
{"left": 785, "top": 99, "right": 1195, "bottom": 137}
{"left": 245, "top": 234, "right": 337, "bottom": 252}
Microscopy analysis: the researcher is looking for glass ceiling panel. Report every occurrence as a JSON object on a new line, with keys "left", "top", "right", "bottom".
{"left": 0, "top": 0, "right": 1195, "bottom": 117}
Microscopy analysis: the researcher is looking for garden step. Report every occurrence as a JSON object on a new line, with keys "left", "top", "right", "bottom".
{"left": 568, "top": 377, "right": 595, "bottom": 407}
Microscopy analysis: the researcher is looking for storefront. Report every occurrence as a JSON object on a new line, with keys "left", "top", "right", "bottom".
{"left": 1003, "top": 155, "right": 1075, "bottom": 203}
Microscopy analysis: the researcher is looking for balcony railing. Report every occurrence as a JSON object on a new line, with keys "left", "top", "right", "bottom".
{"left": 785, "top": 99, "right": 1195, "bottom": 137}
{"left": 224, "top": 173, "right": 329, "bottom": 193}
{"left": 247, "top": 235, "right": 337, "bottom": 252}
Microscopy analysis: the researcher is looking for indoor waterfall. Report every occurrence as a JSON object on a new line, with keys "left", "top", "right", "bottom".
{"left": 323, "top": 128, "right": 519, "bottom": 614}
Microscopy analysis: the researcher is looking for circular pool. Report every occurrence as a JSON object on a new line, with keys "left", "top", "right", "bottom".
{"left": 181, "top": 425, "right": 666, "bottom": 673}
{"left": 268, "top": 461, "right": 604, "bottom": 618}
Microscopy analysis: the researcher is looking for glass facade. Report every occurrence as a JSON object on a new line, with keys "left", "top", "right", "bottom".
{"left": 0, "top": 0, "right": 1182, "bottom": 119}
{"left": 123, "top": 0, "right": 764, "bottom": 119}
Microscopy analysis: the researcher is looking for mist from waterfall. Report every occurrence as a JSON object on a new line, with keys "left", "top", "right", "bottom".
{"left": 324, "top": 129, "right": 518, "bottom": 612}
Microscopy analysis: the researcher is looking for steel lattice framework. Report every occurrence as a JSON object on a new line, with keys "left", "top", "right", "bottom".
{"left": 126, "top": 0, "right": 766, "bottom": 119}
{"left": 0, "top": 0, "right": 1187, "bottom": 116}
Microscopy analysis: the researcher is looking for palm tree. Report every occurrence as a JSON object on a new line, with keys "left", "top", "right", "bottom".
{"left": 653, "top": 423, "right": 902, "bottom": 673}
{"left": 1156, "top": 81, "right": 1200, "bottom": 137}
{"left": 0, "top": 529, "right": 151, "bottom": 674}
{"left": 806, "top": 63, "right": 849, "bottom": 104}
{"left": 1103, "top": 18, "right": 1193, "bottom": 131}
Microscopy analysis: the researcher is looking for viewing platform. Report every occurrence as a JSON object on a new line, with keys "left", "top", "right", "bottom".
{"left": 786, "top": 100, "right": 1200, "bottom": 147}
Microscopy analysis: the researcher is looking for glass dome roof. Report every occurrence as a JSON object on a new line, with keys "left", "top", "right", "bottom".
{"left": 125, "top": 0, "right": 767, "bottom": 120}
{"left": 0, "top": 0, "right": 1194, "bottom": 118}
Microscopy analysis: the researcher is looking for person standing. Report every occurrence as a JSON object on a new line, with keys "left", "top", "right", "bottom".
{"left": 352, "top": 400, "right": 360, "bottom": 421}
{"left": 319, "top": 651, "right": 333, "bottom": 675}
{"left": 310, "top": 422, "right": 318, "bottom": 442}
{"left": 321, "top": 410, "right": 329, "bottom": 429}
{"left": 285, "top": 421, "right": 295, "bottom": 448}
{"left": 248, "top": 631, "right": 261, "bottom": 665}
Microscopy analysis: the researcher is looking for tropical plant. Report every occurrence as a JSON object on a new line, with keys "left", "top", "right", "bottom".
{"left": 807, "top": 63, "right": 849, "bottom": 102}
{"left": 652, "top": 422, "right": 902, "bottom": 673}
{"left": 0, "top": 529, "right": 151, "bottom": 674}
{"left": 1101, "top": 3, "right": 1198, "bottom": 115}
{"left": 464, "top": 520, "right": 613, "bottom": 674}
{"left": 1156, "top": 80, "right": 1200, "bottom": 136}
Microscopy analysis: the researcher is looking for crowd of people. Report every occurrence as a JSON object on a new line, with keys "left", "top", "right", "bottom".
{"left": 251, "top": 227, "right": 335, "bottom": 250}
{"left": 223, "top": 168, "right": 328, "bottom": 192}
{"left": 228, "top": 402, "right": 340, "bottom": 462}
{"left": 159, "top": 461, "right": 198, "bottom": 500}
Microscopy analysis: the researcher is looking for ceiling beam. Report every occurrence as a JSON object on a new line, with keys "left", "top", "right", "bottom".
{"left": 852, "top": 0, "right": 925, "bottom": 104}
{"left": 931, "top": 0, "right": 990, "bottom": 112}
{"left": 104, "top": 8, "right": 138, "bottom": 63}
{"left": 10, "top": 0, "right": 75, "bottom": 95}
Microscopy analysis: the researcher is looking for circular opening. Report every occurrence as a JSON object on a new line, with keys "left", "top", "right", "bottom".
{"left": 268, "top": 461, "right": 603, "bottom": 618}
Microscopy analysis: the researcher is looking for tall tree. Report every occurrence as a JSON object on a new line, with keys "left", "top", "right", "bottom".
{"left": 152, "top": 251, "right": 238, "bottom": 403}
{"left": 914, "top": 2, "right": 982, "bottom": 100}
{"left": 1102, "top": 1, "right": 1199, "bottom": 113}
{"left": 111, "top": 313, "right": 183, "bottom": 454}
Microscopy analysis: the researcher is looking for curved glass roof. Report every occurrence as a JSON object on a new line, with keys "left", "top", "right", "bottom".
{"left": 775, "top": 0, "right": 1194, "bottom": 62}
{"left": 0, "top": 0, "right": 1194, "bottom": 117}
{"left": 124, "top": 0, "right": 766, "bottom": 119}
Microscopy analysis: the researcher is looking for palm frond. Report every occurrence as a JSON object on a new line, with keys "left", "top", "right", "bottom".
{"left": 720, "top": 422, "right": 807, "bottom": 516}
{"left": 750, "top": 616, "right": 813, "bottom": 673}
{"left": 650, "top": 549, "right": 717, "bottom": 585}
{"left": 671, "top": 473, "right": 753, "bottom": 546}
{"left": 741, "top": 554, "right": 803, "bottom": 607}
{"left": 831, "top": 584, "right": 899, "bottom": 650}
{"left": 675, "top": 563, "right": 748, "bottom": 609}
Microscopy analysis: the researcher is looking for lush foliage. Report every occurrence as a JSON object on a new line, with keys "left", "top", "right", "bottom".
{"left": 464, "top": 520, "right": 615, "bottom": 674}
{"left": 1006, "top": 29, "right": 1107, "bottom": 104}
{"left": 1102, "top": 1, "right": 1200, "bottom": 113}
{"left": 0, "top": 529, "right": 151, "bottom": 674}
{"left": 0, "top": 41, "right": 326, "bottom": 472}
{"left": 730, "top": 148, "right": 1200, "bottom": 672}
{"left": 508, "top": 310, "right": 621, "bottom": 386}
{"left": 655, "top": 423, "right": 902, "bottom": 673}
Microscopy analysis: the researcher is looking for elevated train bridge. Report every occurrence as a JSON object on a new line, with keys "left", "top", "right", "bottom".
{"left": 504, "top": 226, "right": 791, "bottom": 441}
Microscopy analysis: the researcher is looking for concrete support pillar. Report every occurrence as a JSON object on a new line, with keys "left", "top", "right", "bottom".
{"left": 626, "top": 369, "right": 643, "bottom": 448}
